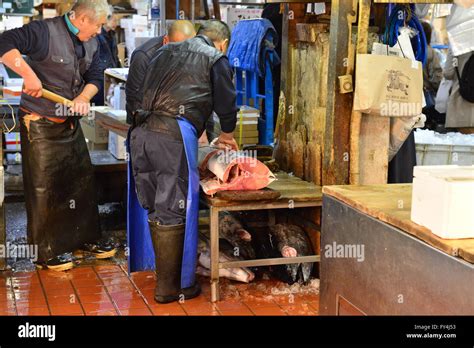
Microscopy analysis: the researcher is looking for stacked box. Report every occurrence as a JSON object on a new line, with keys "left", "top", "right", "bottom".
{"left": 213, "top": 106, "right": 260, "bottom": 146}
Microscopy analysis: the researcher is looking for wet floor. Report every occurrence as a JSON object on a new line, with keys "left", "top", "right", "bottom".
{"left": 1, "top": 169, "right": 319, "bottom": 315}
{"left": 0, "top": 265, "right": 319, "bottom": 316}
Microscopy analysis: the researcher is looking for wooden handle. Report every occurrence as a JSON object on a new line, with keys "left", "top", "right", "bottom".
{"left": 41, "top": 89, "right": 74, "bottom": 107}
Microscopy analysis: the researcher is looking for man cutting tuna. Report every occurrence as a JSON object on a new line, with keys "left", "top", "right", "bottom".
{"left": 0, "top": 0, "right": 116, "bottom": 271}
{"left": 129, "top": 20, "right": 239, "bottom": 303}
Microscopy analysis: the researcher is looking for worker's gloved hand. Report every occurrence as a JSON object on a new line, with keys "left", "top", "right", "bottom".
{"left": 23, "top": 73, "right": 43, "bottom": 98}
{"left": 71, "top": 95, "right": 91, "bottom": 116}
{"left": 215, "top": 132, "right": 239, "bottom": 151}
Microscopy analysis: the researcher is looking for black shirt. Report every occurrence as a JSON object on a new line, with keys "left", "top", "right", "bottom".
{"left": 126, "top": 36, "right": 165, "bottom": 124}
{"left": 126, "top": 36, "right": 238, "bottom": 133}
{"left": 0, "top": 16, "right": 103, "bottom": 91}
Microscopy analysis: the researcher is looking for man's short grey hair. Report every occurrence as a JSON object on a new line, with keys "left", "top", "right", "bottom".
{"left": 71, "top": 0, "right": 109, "bottom": 21}
{"left": 197, "top": 20, "right": 231, "bottom": 42}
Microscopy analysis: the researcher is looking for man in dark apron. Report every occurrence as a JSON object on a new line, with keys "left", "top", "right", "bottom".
{"left": 125, "top": 20, "right": 196, "bottom": 125}
{"left": 129, "top": 20, "right": 239, "bottom": 303}
{"left": 0, "top": 0, "right": 116, "bottom": 271}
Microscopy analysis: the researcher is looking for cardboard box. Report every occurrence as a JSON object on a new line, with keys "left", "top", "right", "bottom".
{"left": 411, "top": 165, "right": 474, "bottom": 239}
{"left": 108, "top": 132, "right": 127, "bottom": 160}
{"left": 80, "top": 117, "right": 109, "bottom": 144}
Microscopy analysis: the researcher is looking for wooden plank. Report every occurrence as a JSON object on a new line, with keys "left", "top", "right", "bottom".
{"left": 214, "top": 189, "right": 281, "bottom": 201}
{"left": 323, "top": 184, "right": 474, "bottom": 264}
{"left": 204, "top": 172, "right": 323, "bottom": 207}
{"left": 94, "top": 111, "right": 129, "bottom": 138}
{"left": 323, "top": 0, "right": 353, "bottom": 185}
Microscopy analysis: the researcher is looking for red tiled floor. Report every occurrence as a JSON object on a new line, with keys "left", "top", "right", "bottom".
{"left": 242, "top": 298, "right": 278, "bottom": 310}
{"left": 47, "top": 295, "right": 79, "bottom": 306}
{"left": 0, "top": 309, "right": 17, "bottom": 315}
{"left": 49, "top": 304, "right": 84, "bottom": 315}
{"left": 86, "top": 310, "right": 118, "bottom": 316}
{"left": 16, "top": 297, "right": 47, "bottom": 308}
{"left": 105, "top": 284, "right": 136, "bottom": 294}
{"left": 0, "top": 267, "right": 319, "bottom": 316}
{"left": 82, "top": 302, "right": 116, "bottom": 313}
{"left": 101, "top": 277, "right": 133, "bottom": 287}
{"left": 78, "top": 293, "right": 111, "bottom": 304}
{"left": 75, "top": 286, "right": 106, "bottom": 295}
{"left": 108, "top": 290, "right": 142, "bottom": 301}
{"left": 250, "top": 305, "right": 288, "bottom": 316}
{"left": 308, "top": 302, "right": 319, "bottom": 313}
{"left": 180, "top": 300, "right": 218, "bottom": 315}
{"left": 17, "top": 307, "right": 50, "bottom": 316}
{"left": 113, "top": 298, "right": 147, "bottom": 310}
{"left": 219, "top": 307, "right": 254, "bottom": 316}
{"left": 71, "top": 278, "right": 104, "bottom": 288}
{"left": 118, "top": 308, "right": 152, "bottom": 316}
{"left": 214, "top": 300, "right": 251, "bottom": 312}
{"left": 149, "top": 302, "right": 187, "bottom": 316}
{"left": 280, "top": 303, "right": 318, "bottom": 316}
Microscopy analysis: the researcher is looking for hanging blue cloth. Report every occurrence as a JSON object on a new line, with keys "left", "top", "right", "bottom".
{"left": 126, "top": 128, "right": 154, "bottom": 273}
{"left": 227, "top": 18, "right": 280, "bottom": 77}
{"left": 176, "top": 117, "right": 199, "bottom": 289}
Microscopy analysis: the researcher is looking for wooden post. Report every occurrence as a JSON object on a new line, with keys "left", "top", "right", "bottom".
{"left": 323, "top": 0, "right": 353, "bottom": 185}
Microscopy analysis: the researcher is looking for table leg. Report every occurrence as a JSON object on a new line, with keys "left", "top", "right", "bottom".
{"left": 210, "top": 207, "right": 220, "bottom": 302}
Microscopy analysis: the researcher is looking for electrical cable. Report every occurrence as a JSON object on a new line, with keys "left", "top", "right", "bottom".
{"left": 383, "top": 4, "right": 428, "bottom": 66}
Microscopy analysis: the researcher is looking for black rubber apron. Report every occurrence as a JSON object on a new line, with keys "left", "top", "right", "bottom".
{"left": 20, "top": 116, "right": 101, "bottom": 262}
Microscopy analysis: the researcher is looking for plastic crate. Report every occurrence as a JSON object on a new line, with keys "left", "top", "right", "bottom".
{"left": 415, "top": 144, "right": 474, "bottom": 166}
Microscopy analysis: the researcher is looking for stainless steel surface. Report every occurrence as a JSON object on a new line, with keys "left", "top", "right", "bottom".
{"left": 320, "top": 195, "right": 474, "bottom": 315}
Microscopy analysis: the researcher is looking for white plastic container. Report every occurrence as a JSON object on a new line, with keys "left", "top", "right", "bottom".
{"left": 411, "top": 165, "right": 474, "bottom": 239}
{"left": 416, "top": 144, "right": 474, "bottom": 166}
{"left": 108, "top": 132, "right": 127, "bottom": 160}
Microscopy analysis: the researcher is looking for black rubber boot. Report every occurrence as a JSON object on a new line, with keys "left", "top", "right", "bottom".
{"left": 149, "top": 221, "right": 201, "bottom": 304}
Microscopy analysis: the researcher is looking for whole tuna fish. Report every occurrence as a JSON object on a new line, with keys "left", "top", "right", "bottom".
{"left": 219, "top": 212, "right": 255, "bottom": 260}
{"left": 268, "top": 223, "right": 314, "bottom": 284}
{"left": 197, "top": 239, "right": 255, "bottom": 283}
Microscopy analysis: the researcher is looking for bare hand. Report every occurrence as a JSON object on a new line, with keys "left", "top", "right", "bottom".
{"left": 23, "top": 74, "right": 43, "bottom": 98}
{"left": 198, "top": 132, "right": 209, "bottom": 146}
{"left": 215, "top": 132, "right": 239, "bottom": 151}
{"left": 71, "top": 95, "right": 91, "bottom": 116}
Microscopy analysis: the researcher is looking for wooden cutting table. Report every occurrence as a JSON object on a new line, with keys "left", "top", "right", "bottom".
{"left": 202, "top": 172, "right": 323, "bottom": 302}
{"left": 320, "top": 184, "right": 474, "bottom": 315}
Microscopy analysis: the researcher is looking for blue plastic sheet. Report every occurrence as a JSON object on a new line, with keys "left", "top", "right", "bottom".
{"left": 228, "top": 19, "right": 280, "bottom": 77}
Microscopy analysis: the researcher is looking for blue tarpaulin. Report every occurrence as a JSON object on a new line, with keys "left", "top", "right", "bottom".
{"left": 227, "top": 19, "right": 280, "bottom": 77}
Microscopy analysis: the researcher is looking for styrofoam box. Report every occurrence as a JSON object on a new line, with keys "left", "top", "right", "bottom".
{"left": 411, "top": 165, "right": 474, "bottom": 239}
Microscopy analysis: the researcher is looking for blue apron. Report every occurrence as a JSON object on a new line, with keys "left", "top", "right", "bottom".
{"left": 127, "top": 118, "right": 199, "bottom": 289}
{"left": 126, "top": 128, "right": 154, "bottom": 272}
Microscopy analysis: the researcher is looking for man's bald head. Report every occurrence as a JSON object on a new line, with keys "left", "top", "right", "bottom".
{"left": 167, "top": 20, "right": 196, "bottom": 43}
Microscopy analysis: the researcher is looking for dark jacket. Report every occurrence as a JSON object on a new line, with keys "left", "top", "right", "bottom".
{"left": 19, "top": 16, "right": 98, "bottom": 117}
{"left": 126, "top": 36, "right": 165, "bottom": 124}
{"left": 139, "top": 35, "right": 237, "bottom": 136}
{"left": 92, "top": 27, "right": 120, "bottom": 106}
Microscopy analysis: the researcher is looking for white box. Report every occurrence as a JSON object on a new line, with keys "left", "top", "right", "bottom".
{"left": 411, "top": 165, "right": 474, "bottom": 239}
{"left": 108, "top": 132, "right": 127, "bottom": 160}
